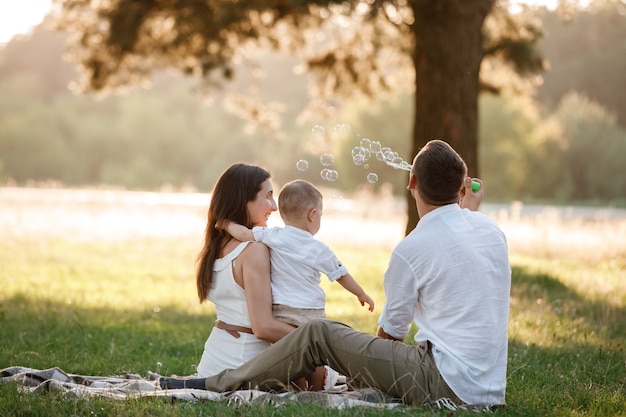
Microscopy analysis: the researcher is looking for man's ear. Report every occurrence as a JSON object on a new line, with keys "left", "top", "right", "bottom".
{"left": 408, "top": 174, "right": 417, "bottom": 191}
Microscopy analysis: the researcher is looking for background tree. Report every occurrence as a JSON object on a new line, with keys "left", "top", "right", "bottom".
{"left": 51, "top": 0, "right": 544, "bottom": 232}
{"left": 2, "top": 9, "right": 624, "bottom": 204}
{"left": 537, "top": 0, "right": 626, "bottom": 129}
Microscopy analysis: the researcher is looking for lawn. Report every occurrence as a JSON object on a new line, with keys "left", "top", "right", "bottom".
{"left": 0, "top": 187, "right": 624, "bottom": 416}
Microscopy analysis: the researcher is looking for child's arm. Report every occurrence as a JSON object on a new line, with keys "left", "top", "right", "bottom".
{"left": 336, "top": 273, "right": 375, "bottom": 312}
{"left": 222, "top": 220, "right": 255, "bottom": 242}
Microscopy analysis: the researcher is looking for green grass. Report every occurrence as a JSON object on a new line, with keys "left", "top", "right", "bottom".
{"left": 1, "top": 235, "right": 624, "bottom": 416}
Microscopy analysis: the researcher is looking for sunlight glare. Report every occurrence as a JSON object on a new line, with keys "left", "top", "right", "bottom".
{"left": 0, "top": 0, "right": 52, "bottom": 44}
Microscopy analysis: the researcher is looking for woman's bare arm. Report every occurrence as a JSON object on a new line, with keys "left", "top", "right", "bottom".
{"left": 237, "top": 242, "right": 294, "bottom": 342}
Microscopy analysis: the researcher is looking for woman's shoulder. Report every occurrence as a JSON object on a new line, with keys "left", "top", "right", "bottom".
{"left": 239, "top": 240, "right": 270, "bottom": 258}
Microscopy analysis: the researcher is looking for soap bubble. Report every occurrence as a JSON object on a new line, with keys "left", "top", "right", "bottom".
{"left": 351, "top": 136, "right": 413, "bottom": 174}
{"left": 326, "top": 170, "right": 339, "bottom": 182}
{"left": 352, "top": 146, "right": 364, "bottom": 158}
{"left": 320, "top": 153, "right": 334, "bottom": 166}
{"left": 320, "top": 169, "right": 338, "bottom": 182}
{"left": 311, "top": 125, "right": 325, "bottom": 138}
{"left": 392, "top": 156, "right": 404, "bottom": 166}
{"left": 367, "top": 173, "right": 379, "bottom": 184}
{"left": 296, "top": 160, "right": 309, "bottom": 171}
{"left": 334, "top": 123, "right": 352, "bottom": 135}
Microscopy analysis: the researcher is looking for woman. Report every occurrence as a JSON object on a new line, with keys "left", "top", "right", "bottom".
{"left": 195, "top": 163, "right": 295, "bottom": 377}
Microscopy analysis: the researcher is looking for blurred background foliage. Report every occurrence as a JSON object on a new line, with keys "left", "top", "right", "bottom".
{"left": 0, "top": 2, "right": 625, "bottom": 205}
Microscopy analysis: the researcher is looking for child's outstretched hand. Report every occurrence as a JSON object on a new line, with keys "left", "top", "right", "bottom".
{"left": 358, "top": 294, "right": 375, "bottom": 312}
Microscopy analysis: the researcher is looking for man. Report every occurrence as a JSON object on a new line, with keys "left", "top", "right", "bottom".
{"left": 161, "top": 139, "right": 511, "bottom": 408}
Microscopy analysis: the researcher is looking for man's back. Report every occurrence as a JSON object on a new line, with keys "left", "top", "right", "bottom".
{"left": 382, "top": 204, "right": 511, "bottom": 405}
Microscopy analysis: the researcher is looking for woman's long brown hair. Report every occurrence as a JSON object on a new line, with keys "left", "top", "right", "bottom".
{"left": 196, "top": 163, "right": 271, "bottom": 303}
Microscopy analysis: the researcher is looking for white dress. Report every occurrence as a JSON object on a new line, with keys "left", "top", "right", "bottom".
{"left": 196, "top": 241, "right": 271, "bottom": 377}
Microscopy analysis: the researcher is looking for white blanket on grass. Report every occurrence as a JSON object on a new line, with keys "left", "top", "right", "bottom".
{"left": 0, "top": 366, "right": 403, "bottom": 410}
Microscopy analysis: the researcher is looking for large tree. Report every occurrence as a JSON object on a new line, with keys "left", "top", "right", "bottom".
{"left": 52, "top": 0, "right": 543, "bottom": 231}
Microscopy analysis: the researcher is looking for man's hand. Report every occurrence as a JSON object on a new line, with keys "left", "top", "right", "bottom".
{"left": 376, "top": 326, "right": 404, "bottom": 342}
{"left": 460, "top": 177, "right": 484, "bottom": 211}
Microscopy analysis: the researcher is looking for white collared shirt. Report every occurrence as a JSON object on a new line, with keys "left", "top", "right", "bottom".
{"left": 378, "top": 204, "right": 511, "bottom": 405}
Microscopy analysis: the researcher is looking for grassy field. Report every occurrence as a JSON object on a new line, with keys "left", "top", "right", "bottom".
{"left": 0, "top": 187, "right": 624, "bottom": 416}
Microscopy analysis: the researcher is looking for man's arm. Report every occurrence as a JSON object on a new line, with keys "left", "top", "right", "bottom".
{"left": 377, "top": 251, "right": 415, "bottom": 343}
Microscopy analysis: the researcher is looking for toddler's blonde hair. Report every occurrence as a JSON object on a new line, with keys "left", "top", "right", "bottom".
{"left": 278, "top": 180, "right": 322, "bottom": 222}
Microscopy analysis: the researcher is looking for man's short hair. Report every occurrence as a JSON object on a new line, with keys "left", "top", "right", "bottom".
{"left": 412, "top": 139, "right": 468, "bottom": 206}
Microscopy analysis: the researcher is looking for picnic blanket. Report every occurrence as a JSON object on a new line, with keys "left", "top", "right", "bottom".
{"left": 1, "top": 366, "right": 499, "bottom": 412}
{"left": 0, "top": 366, "right": 404, "bottom": 410}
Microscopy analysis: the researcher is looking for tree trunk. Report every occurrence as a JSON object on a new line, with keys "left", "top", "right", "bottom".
{"left": 405, "top": 0, "right": 494, "bottom": 234}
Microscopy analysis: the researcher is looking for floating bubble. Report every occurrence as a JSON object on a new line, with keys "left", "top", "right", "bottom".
{"left": 320, "top": 168, "right": 339, "bottom": 182}
{"left": 363, "top": 164, "right": 369, "bottom": 169}
{"left": 334, "top": 123, "right": 352, "bottom": 135}
{"left": 370, "top": 141, "right": 382, "bottom": 153}
{"left": 353, "top": 154, "right": 365, "bottom": 166}
{"left": 383, "top": 149, "right": 396, "bottom": 162}
{"left": 367, "top": 173, "right": 379, "bottom": 184}
{"left": 352, "top": 146, "right": 365, "bottom": 158}
{"left": 375, "top": 151, "right": 385, "bottom": 161}
{"left": 326, "top": 170, "right": 339, "bottom": 182}
{"left": 311, "top": 125, "right": 325, "bottom": 138}
{"left": 391, "top": 156, "right": 404, "bottom": 166}
{"left": 360, "top": 138, "right": 371, "bottom": 149}
{"left": 296, "top": 160, "right": 309, "bottom": 171}
{"left": 320, "top": 153, "right": 334, "bottom": 166}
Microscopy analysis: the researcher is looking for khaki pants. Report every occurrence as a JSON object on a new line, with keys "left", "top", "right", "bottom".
{"left": 272, "top": 304, "right": 325, "bottom": 327}
{"left": 203, "top": 319, "right": 461, "bottom": 406}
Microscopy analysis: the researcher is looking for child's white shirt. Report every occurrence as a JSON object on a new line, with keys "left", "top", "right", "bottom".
{"left": 252, "top": 225, "right": 348, "bottom": 309}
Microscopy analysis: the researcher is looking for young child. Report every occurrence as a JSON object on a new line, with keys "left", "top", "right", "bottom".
{"left": 224, "top": 179, "right": 375, "bottom": 324}
{"left": 223, "top": 179, "right": 375, "bottom": 391}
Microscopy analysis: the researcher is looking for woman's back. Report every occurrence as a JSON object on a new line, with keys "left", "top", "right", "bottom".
{"left": 196, "top": 241, "right": 271, "bottom": 377}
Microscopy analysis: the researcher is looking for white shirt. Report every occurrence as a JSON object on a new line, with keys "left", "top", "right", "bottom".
{"left": 252, "top": 225, "right": 348, "bottom": 309}
{"left": 378, "top": 204, "right": 511, "bottom": 405}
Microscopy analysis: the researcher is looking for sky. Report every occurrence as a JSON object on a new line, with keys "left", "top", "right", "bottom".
{"left": 0, "top": 0, "right": 52, "bottom": 44}
{"left": 0, "top": 0, "right": 567, "bottom": 44}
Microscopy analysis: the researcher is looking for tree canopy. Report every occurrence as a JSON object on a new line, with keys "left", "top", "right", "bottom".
{"left": 51, "top": 0, "right": 545, "bottom": 230}
{"left": 3, "top": 5, "right": 626, "bottom": 206}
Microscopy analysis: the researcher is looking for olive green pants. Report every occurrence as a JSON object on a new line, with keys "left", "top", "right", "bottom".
{"left": 203, "top": 319, "right": 461, "bottom": 406}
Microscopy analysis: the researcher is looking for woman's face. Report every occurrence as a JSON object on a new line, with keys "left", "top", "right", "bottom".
{"left": 247, "top": 179, "right": 277, "bottom": 227}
